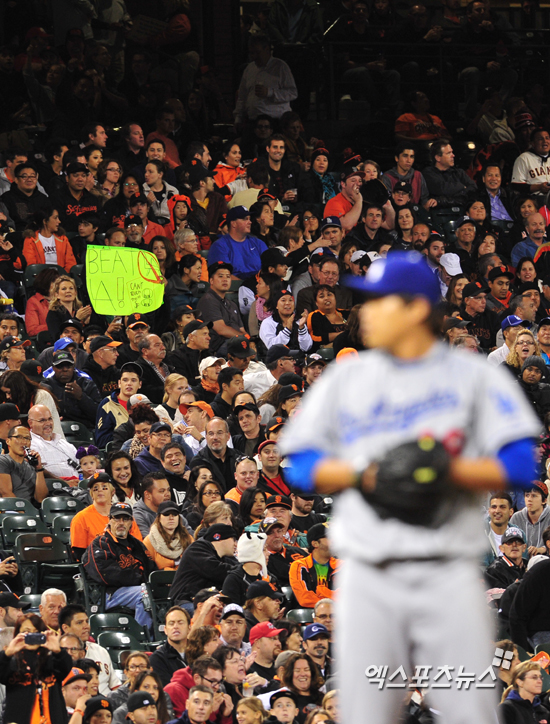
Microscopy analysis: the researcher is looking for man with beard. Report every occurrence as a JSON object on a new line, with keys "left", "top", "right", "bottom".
{"left": 117, "top": 315, "right": 150, "bottom": 367}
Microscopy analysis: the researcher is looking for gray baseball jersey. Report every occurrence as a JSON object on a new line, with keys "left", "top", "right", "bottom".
{"left": 279, "top": 342, "right": 540, "bottom": 564}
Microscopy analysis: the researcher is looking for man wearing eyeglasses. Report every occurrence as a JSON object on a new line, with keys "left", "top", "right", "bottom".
{"left": 0, "top": 161, "right": 49, "bottom": 231}
{"left": 82, "top": 502, "right": 156, "bottom": 630}
{"left": 0, "top": 424, "right": 48, "bottom": 502}
{"left": 28, "top": 402, "right": 80, "bottom": 479}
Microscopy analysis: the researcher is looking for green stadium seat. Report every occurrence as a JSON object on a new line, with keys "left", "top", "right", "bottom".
{"left": 286, "top": 608, "right": 314, "bottom": 624}
{"left": 90, "top": 613, "right": 149, "bottom": 644}
{"left": 97, "top": 631, "right": 147, "bottom": 666}
{"left": 41, "top": 497, "right": 86, "bottom": 526}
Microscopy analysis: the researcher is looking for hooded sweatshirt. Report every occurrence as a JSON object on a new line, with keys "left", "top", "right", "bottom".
{"left": 511, "top": 505, "right": 550, "bottom": 550}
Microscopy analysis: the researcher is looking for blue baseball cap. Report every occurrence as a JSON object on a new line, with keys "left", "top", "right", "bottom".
{"left": 54, "top": 337, "right": 76, "bottom": 352}
{"left": 345, "top": 251, "right": 441, "bottom": 306}
{"left": 321, "top": 216, "right": 342, "bottom": 231}
{"left": 501, "top": 315, "right": 530, "bottom": 332}
{"left": 303, "top": 623, "right": 330, "bottom": 641}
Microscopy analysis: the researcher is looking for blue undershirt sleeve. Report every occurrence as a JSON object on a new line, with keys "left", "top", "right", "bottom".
{"left": 497, "top": 437, "right": 538, "bottom": 490}
{"left": 285, "top": 449, "right": 327, "bottom": 493}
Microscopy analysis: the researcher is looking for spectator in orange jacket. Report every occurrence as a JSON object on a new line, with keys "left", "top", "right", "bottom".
{"left": 289, "top": 523, "right": 339, "bottom": 608}
{"left": 23, "top": 206, "right": 77, "bottom": 272}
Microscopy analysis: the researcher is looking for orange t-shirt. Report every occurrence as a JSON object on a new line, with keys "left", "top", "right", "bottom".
{"left": 70, "top": 505, "right": 143, "bottom": 548}
{"left": 225, "top": 487, "right": 242, "bottom": 504}
{"left": 323, "top": 193, "right": 352, "bottom": 219}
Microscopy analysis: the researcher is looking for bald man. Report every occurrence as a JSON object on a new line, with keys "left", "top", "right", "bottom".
{"left": 28, "top": 404, "right": 79, "bottom": 478}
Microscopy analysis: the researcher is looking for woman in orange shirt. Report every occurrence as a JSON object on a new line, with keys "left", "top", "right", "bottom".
{"left": 213, "top": 142, "right": 246, "bottom": 202}
{"left": 23, "top": 207, "right": 77, "bottom": 272}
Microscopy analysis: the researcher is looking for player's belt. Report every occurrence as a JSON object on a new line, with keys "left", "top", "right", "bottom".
{"left": 374, "top": 555, "right": 454, "bottom": 569}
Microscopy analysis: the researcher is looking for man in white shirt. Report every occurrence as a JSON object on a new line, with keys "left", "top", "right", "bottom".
{"left": 234, "top": 34, "right": 297, "bottom": 128}
{"left": 244, "top": 345, "right": 297, "bottom": 399}
{"left": 487, "top": 315, "right": 529, "bottom": 366}
{"left": 28, "top": 404, "right": 79, "bottom": 478}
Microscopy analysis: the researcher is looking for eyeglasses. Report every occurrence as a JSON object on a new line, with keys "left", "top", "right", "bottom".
{"left": 17, "top": 174, "right": 37, "bottom": 180}
{"left": 107, "top": 167, "right": 121, "bottom": 173}
{"left": 124, "top": 182, "right": 138, "bottom": 187}
{"left": 200, "top": 675, "right": 221, "bottom": 689}
{"left": 8, "top": 435, "right": 31, "bottom": 443}
{"left": 203, "top": 491, "right": 221, "bottom": 498}
{"left": 127, "top": 663, "right": 148, "bottom": 672}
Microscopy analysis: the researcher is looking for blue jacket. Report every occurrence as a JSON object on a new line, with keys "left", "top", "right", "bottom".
{"left": 95, "top": 391, "right": 129, "bottom": 448}
{"left": 207, "top": 233, "right": 268, "bottom": 279}
{"left": 511, "top": 237, "right": 539, "bottom": 267}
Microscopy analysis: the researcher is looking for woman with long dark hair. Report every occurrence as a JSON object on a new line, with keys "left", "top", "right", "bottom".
{"left": 96, "top": 158, "right": 122, "bottom": 203}
{"left": 298, "top": 147, "right": 338, "bottom": 206}
{"left": 23, "top": 206, "right": 77, "bottom": 272}
{"left": 394, "top": 205, "right": 417, "bottom": 245}
{"left": 185, "top": 479, "right": 226, "bottom": 530}
{"left": 151, "top": 235, "right": 177, "bottom": 279}
{"left": 0, "top": 613, "right": 73, "bottom": 724}
{"left": 104, "top": 450, "right": 142, "bottom": 505}
{"left": 143, "top": 500, "right": 193, "bottom": 569}
{"left": 165, "top": 253, "right": 201, "bottom": 314}
{"left": 102, "top": 171, "right": 142, "bottom": 228}
{"left": 260, "top": 290, "right": 312, "bottom": 353}
{"left": 143, "top": 160, "right": 178, "bottom": 223}
{"left": 332, "top": 304, "right": 365, "bottom": 355}
{"left": 248, "top": 271, "right": 284, "bottom": 338}
{"left": 281, "top": 653, "right": 324, "bottom": 723}
{"left": 214, "top": 141, "right": 247, "bottom": 201}
{"left": 239, "top": 487, "right": 266, "bottom": 527}
{"left": 112, "top": 669, "right": 172, "bottom": 724}
{"left": 0, "top": 369, "right": 64, "bottom": 436}
{"left": 307, "top": 285, "right": 348, "bottom": 352}
{"left": 25, "top": 266, "right": 62, "bottom": 336}
{"left": 250, "top": 201, "right": 277, "bottom": 246}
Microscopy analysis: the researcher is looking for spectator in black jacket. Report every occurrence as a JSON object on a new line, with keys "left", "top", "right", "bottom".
{"left": 50, "top": 163, "right": 100, "bottom": 232}
{"left": 0, "top": 161, "right": 50, "bottom": 231}
{"left": 169, "top": 524, "right": 238, "bottom": 605}
{"left": 422, "top": 140, "right": 477, "bottom": 208}
{"left": 484, "top": 526, "right": 527, "bottom": 589}
{"left": 459, "top": 281, "right": 500, "bottom": 350}
{"left": 191, "top": 418, "right": 241, "bottom": 493}
{"left": 82, "top": 502, "right": 157, "bottom": 629}
{"left": 136, "top": 334, "right": 174, "bottom": 405}
{"left": 150, "top": 606, "right": 190, "bottom": 687}
{"left": 498, "top": 661, "right": 550, "bottom": 724}
{"left": 46, "top": 349, "right": 101, "bottom": 428}
{"left": 232, "top": 404, "right": 266, "bottom": 457}
{"left": 518, "top": 356, "right": 550, "bottom": 422}
{"left": 83, "top": 335, "right": 122, "bottom": 399}
{"left": 510, "top": 557, "right": 550, "bottom": 651}
{"left": 211, "top": 367, "right": 245, "bottom": 420}
{"left": 167, "top": 320, "right": 212, "bottom": 385}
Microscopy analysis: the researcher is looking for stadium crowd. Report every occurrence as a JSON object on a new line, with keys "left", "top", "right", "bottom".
{"left": 4, "top": 0, "right": 550, "bottom": 722}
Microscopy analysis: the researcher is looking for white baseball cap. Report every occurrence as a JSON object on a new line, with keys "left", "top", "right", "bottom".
{"left": 350, "top": 250, "right": 367, "bottom": 263}
{"left": 440, "top": 253, "right": 462, "bottom": 276}
{"left": 199, "top": 356, "right": 225, "bottom": 376}
{"left": 366, "top": 252, "right": 382, "bottom": 263}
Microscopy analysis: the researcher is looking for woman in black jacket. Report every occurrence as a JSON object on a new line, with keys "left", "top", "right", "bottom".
{"left": 499, "top": 661, "right": 549, "bottom": 724}
{"left": 297, "top": 148, "right": 338, "bottom": 207}
{"left": 0, "top": 613, "right": 73, "bottom": 724}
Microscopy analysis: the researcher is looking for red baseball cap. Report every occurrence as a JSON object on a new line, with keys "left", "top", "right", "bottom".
{"left": 249, "top": 621, "right": 284, "bottom": 646}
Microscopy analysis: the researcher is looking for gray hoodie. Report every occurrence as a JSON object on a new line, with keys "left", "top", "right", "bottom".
{"left": 510, "top": 505, "right": 550, "bottom": 549}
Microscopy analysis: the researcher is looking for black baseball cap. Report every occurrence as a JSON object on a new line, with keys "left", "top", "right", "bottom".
{"left": 278, "top": 384, "right": 303, "bottom": 404}
{"left": 265, "top": 416, "right": 285, "bottom": 433}
{"left": 126, "top": 314, "right": 149, "bottom": 329}
{"left": 462, "top": 281, "right": 489, "bottom": 299}
{"left": 246, "top": 580, "right": 284, "bottom": 601}
{"left": 307, "top": 522, "right": 329, "bottom": 547}
{"left": 127, "top": 692, "right": 156, "bottom": 713}
{"left": 203, "top": 524, "right": 237, "bottom": 542}
{"left": 208, "top": 261, "right": 233, "bottom": 278}
{"left": 270, "top": 690, "right": 298, "bottom": 706}
{"left": 487, "top": 265, "right": 514, "bottom": 282}
{"left": 0, "top": 403, "right": 20, "bottom": 423}
{"left": 20, "top": 360, "right": 44, "bottom": 383}
{"left": 261, "top": 248, "right": 287, "bottom": 269}
{"left": 61, "top": 318, "right": 84, "bottom": 333}
{"left": 266, "top": 345, "right": 295, "bottom": 365}
{"left": 129, "top": 193, "right": 148, "bottom": 206}
{"left": 157, "top": 500, "right": 180, "bottom": 516}
{"left": 443, "top": 318, "right": 470, "bottom": 332}
{"left": 89, "top": 336, "right": 122, "bottom": 354}
{"left": 66, "top": 162, "right": 89, "bottom": 176}
{"left": 227, "top": 335, "right": 252, "bottom": 358}
{"left": 0, "top": 592, "right": 30, "bottom": 610}
{"left": 149, "top": 421, "right": 171, "bottom": 434}
{"left": 278, "top": 372, "right": 303, "bottom": 389}
{"left": 393, "top": 181, "right": 412, "bottom": 195}
{"left": 109, "top": 502, "right": 133, "bottom": 518}
{"left": 87, "top": 472, "right": 113, "bottom": 490}
{"left": 183, "top": 320, "right": 212, "bottom": 338}
{"left": 265, "top": 494, "right": 291, "bottom": 510}
{"left": 0, "top": 336, "right": 30, "bottom": 353}
{"left": 52, "top": 350, "right": 75, "bottom": 366}
{"left": 188, "top": 164, "right": 215, "bottom": 186}
{"left": 120, "top": 362, "right": 142, "bottom": 378}
{"left": 193, "top": 587, "right": 231, "bottom": 605}
{"left": 124, "top": 214, "right": 143, "bottom": 228}
{"left": 83, "top": 696, "right": 112, "bottom": 724}
{"left": 303, "top": 353, "right": 326, "bottom": 368}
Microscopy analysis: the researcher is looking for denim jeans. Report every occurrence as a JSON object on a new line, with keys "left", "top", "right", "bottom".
{"left": 528, "top": 631, "right": 550, "bottom": 650}
{"left": 106, "top": 585, "right": 153, "bottom": 630}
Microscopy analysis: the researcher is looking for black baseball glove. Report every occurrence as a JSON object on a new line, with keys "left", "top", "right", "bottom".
{"left": 362, "top": 437, "right": 453, "bottom": 528}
